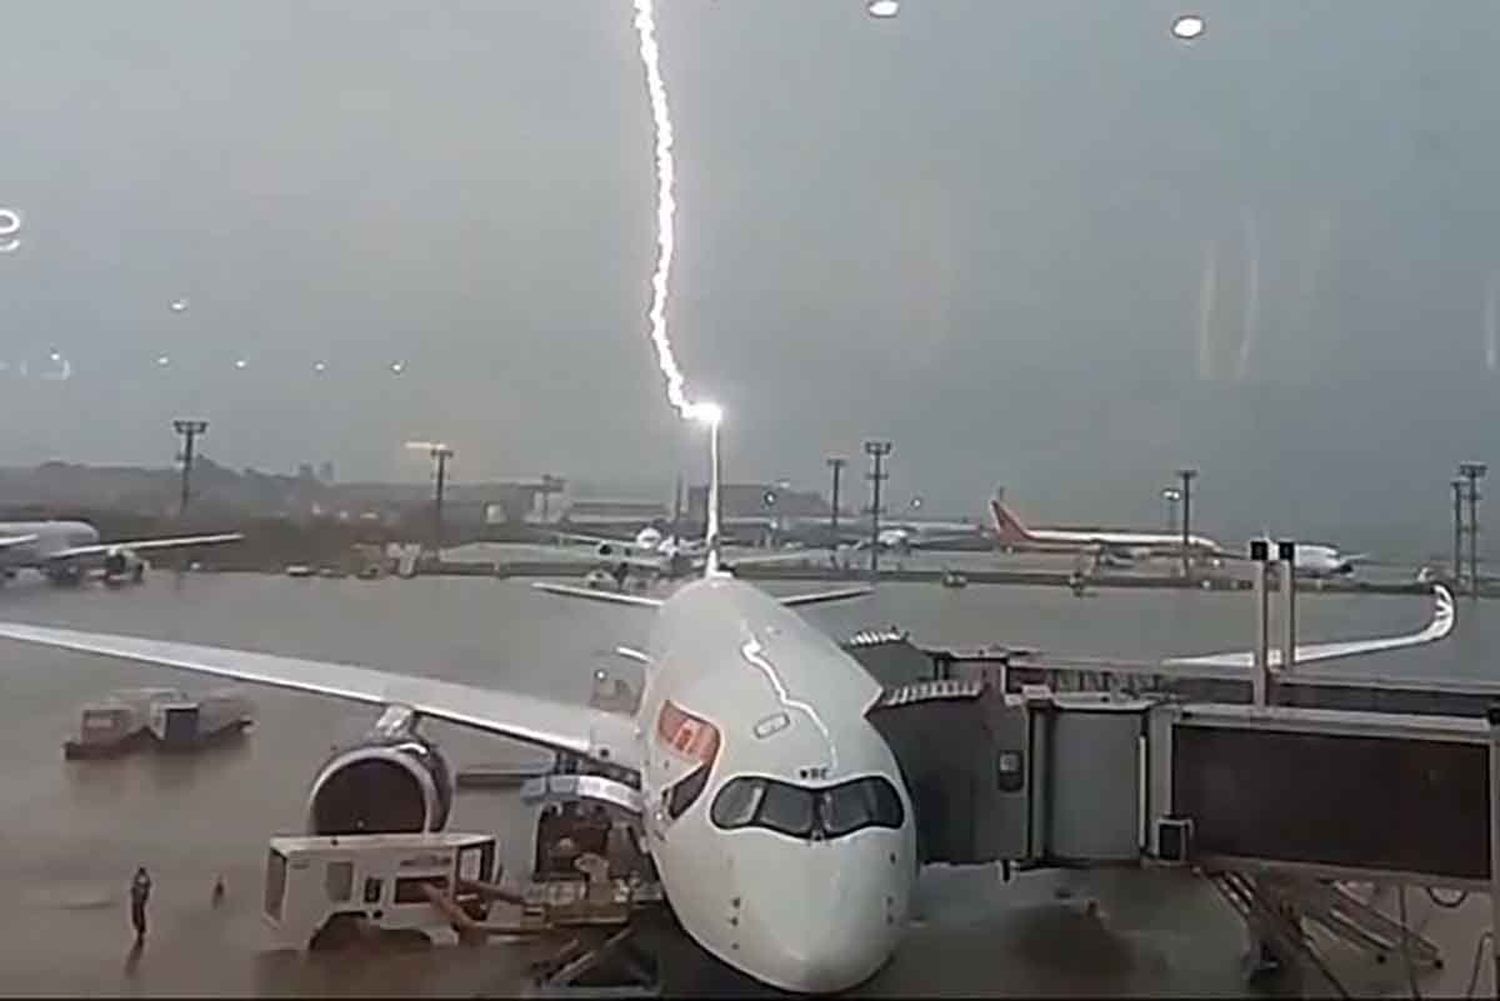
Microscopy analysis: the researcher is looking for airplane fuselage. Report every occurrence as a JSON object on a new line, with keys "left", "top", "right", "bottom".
{"left": 1278, "top": 542, "right": 1355, "bottom": 578}
{"left": 1021, "top": 527, "right": 1219, "bottom": 557}
{"left": 990, "top": 498, "right": 1220, "bottom": 559}
{"left": 636, "top": 575, "right": 915, "bottom": 993}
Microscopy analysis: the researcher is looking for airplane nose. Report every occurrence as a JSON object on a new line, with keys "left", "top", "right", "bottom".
{"left": 777, "top": 922, "right": 888, "bottom": 993}
{"left": 735, "top": 846, "right": 902, "bottom": 993}
{"left": 780, "top": 895, "right": 895, "bottom": 992}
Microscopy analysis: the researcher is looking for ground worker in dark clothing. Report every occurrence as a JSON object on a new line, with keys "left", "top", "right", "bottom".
{"left": 129, "top": 867, "right": 152, "bottom": 942}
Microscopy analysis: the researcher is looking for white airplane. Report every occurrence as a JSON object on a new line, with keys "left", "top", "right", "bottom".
{"left": 554, "top": 522, "right": 674, "bottom": 559}
{"left": 989, "top": 492, "right": 1222, "bottom": 562}
{"left": 0, "top": 520, "right": 242, "bottom": 585}
{"left": 0, "top": 419, "right": 1458, "bottom": 993}
{"left": 551, "top": 522, "right": 813, "bottom": 582}
{"left": 825, "top": 521, "right": 983, "bottom": 560}
{"left": 1240, "top": 539, "right": 1372, "bottom": 579}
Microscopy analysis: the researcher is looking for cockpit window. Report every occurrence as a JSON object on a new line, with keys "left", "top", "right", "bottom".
{"left": 756, "top": 779, "right": 816, "bottom": 838}
{"left": 709, "top": 774, "right": 764, "bottom": 828}
{"left": 710, "top": 775, "right": 904, "bottom": 841}
{"left": 665, "top": 764, "right": 709, "bottom": 821}
{"left": 818, "top": 777, "right": 905, "bottom": 837}
{"left": 657, "top": 700, "right": 721, "bottom": 822}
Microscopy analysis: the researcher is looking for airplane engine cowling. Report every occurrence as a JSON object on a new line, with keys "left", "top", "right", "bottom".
{"left": 306, "top": 736, "right": 453, "bottom": 836}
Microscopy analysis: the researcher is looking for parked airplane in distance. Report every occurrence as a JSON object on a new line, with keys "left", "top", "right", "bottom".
{"left": 550, "top": 523, "right": 813, "bottom": 583}
{"left": 0, "top": 520, "right": 242, "bottom": 585}
{"left": 1243, "top": 538, "right": 1371, "bottom": 579}
{"left": 989, "top": 491, "right": 1222, "bottom": 563}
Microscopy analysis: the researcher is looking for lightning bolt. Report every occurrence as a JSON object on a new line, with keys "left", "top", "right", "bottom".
{"left": 1234, "top": 209, "right": 1260, "bottom": 383}
{"left": 1195, "top": 239, "right": 1217, "bottom": 381}
{"left": 1486, "top": 272, "right": 1497, "bottom": 373}
{"left": 631, "top": 0, "right": 717, "bottom": 426}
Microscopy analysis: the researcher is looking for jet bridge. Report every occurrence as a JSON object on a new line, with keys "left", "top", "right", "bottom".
{"left": 867, "top": 682, "right": 1151, "bottom": 867}
{"left": 867, "top": 679, "right": 1499, "bottom": 882}
{"left": 865, "top": 673, "right": 1500, "bottom": 985}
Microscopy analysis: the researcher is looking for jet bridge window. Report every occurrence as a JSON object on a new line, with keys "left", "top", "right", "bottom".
{"left": 710, "top": 775, "right": 904, "bottom": 841}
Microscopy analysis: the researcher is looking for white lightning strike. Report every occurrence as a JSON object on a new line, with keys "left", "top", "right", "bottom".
{"left": 632, "top": 0, "right": 718, "bottom": 427}
{"left": 1195, "top": 240, "right": 1218, "bottom": 381}
{"left": 1485, "top": 272, "right": 1497, "bottom": 373}
{"left": 1233, "top": 209, "right": 1260, "bottom": 383}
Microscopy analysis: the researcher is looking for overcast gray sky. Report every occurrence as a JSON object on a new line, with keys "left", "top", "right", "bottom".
{"left": 2, "top": 1, "right": 1498, "bottom": 552}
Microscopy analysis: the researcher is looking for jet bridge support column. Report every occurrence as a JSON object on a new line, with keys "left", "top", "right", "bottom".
{"left": 1277, "top": 540, "right": 1297, "bottom": 677}
{"left": 1489, "top": 703, "right": 1500, "bottom": 995}
{"left": 1249, "top": 539, "right": 1270, "bottom": 706}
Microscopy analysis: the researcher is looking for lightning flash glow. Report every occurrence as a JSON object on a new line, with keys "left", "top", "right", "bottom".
{"left": 631, "top": 0, "right": 719, "bottom": 427}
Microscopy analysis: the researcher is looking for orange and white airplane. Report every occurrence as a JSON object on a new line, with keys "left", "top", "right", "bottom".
{"left": 988, "top": 491, "right": 1223, "bottom": 563}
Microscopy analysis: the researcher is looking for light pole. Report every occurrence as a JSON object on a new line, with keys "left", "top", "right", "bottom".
{"left": 172, "top": 419, "right": 209, "bottom": 517}
{"left": 826, "top": 457, "right": 847, "bottom": 558}
{"left": 1453, "top": 478, "right": 1466, "bottom": 585}
{"left": 1459, "top": 461, "right": 1487, "bottom": 596}
{"left": 1162, "top": 487, "right": 1182, "bottom": 534}
{"left": 762, "top": 488, "right": 778, "bottom": 546}
{"left": 671, "top": 474, "right": 684, "bottom": 541}
{"left": 407, "top": 441, "right": 454, "bottom": 560}
{"left": 1177, "top": 468, "right": 1198, "bottom": 581}
{"left": 430, "top": 445, "right": 453, "bottom": 558}
{"left": 865, "top": 441, "right": 892, "bottom": 581}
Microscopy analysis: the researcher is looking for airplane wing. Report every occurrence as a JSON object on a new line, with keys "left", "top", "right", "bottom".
{"left": 907, "top": 533, "right": 984, "bottom": 549}
{"left": 507, "top": 546, "right": 666, "bottom": 572}
{"left": 721, "top": 549, "right": 821, "bottom": 567}
{"left": 532, "top": 579, "right": 870, "bottom": 610}
{"left": 46, "top": 532, "right": 244, "bottom": 561}
{"left": 0, "top": 620, "right": 639, "bottom": 770}
{"left": 0, "top": 534, "right": 38, "bottom": 549}
{"left": 532, "top": 582, "right": 664, "bottom": 608}
{"left": 1164, "top": 585, "right": 1455, "bottom": 670}
{"left": 778, "top": 585, "right": 874, "bottom": 608}
{"left": 550, "top": 530, "right": 638, "bottom": 550}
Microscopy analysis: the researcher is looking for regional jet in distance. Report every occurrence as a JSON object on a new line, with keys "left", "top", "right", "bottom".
{"left": 0, "top": 519, "right": 242, "bottom": 585}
